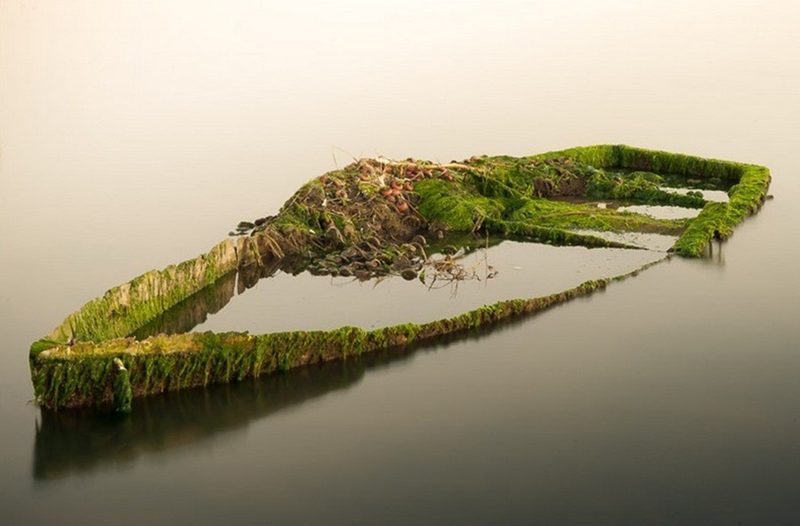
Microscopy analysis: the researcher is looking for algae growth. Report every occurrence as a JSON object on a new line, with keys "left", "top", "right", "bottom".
{"left": 29, "top": 145, "right": 771, "bottom": 412}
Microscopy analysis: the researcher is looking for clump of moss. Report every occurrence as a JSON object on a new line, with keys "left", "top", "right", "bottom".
{"left": 237, "top": 155, "right": 629, "bottom": 272}
{"left": 414, "top": 178, "right": 506, "bottom": 232}
{"left": 459, "top": 156, "right": 592, "bottom": 199}
{"left": 585, "top": 170, "right": 707, "bottom": 208}
{"left": 672, "top": 164, "right": 770, "bottom": 256}
{"left": 413, "top": 164, "right": 687, "bottom": 249}
{"left": 507, "top": 198, "right": 686, "bottom": 235}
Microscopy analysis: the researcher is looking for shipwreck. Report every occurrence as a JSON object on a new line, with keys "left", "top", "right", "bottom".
{"left": 29, "top": 145, "right": 771, "bottom": 413}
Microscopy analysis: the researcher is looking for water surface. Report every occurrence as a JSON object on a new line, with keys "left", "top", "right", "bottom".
{"left": 1, "top": 1, "right": 799, "bottom": 524}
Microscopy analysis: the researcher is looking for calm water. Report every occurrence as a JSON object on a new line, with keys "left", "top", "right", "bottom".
{"left": 2, "top": 1, "right": 799, "bottom": 524}
{"left": 187, "top": 242, "right": 666, "bottom": 335}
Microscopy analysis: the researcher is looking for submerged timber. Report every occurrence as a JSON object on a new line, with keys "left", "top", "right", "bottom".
{"left": 29, "top": 145, "right": 771, "bottom": 412}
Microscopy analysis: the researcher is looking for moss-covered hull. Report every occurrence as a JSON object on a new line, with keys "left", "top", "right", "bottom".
{"left": 30, "top": 270, "right": 653, "bottom": 411}
{"left": 29, "top": 145, "right": 770, "bottom": 412}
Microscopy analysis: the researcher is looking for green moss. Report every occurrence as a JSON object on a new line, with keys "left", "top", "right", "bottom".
{"left": 29, "top": 145, "right": 771, "bottom": 411}
{"left": 30, "top": 339, "right": 61, "bottom": 358}
{"left": 616, "top": 145, "right": 742, "bottom": 181}
{"left": 507, "top": 198, "right": 686, "bottom": 235}
{"left": 415, "top": 175, "right": 683, "bottom": 249}
{"left": 243, "top": 144, "right": 769, "bottom": 262}
{"left": 532, "top": 145, "right": 621, "bottom": 167}
{"left": 585, "top": 169, "right": 707, "bottom": 208}
{"left": 31, "top": 258, "right": 666, "bottom": 410}
{"left": 415, "top": 179, "right": 506, "bottom": 231}
{"left": 113, "top": 358, "right": 132, "bottom": 413}
{"left": 672, "top": 167, "right": 769, "bottom": 256}
{"left": 532, "top": 145, "right": 769, "bottom": 256}
{"left": 46, "top": 240, "right": 238, "bottom": 344}
{"left": 488, "top": 220, "right": 639, "bottom": 249}
{"left": 672, "top": 163, "right": 770, "bottom": 256}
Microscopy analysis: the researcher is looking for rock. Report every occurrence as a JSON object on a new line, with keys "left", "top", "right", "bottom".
{"left": 401, "top": 269, "right": 418, "bottom": 281}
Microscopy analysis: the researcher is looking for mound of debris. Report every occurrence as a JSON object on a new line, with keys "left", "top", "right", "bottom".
{"left": 232, "top": 157, "right": 475, "bottom": 281}
{"left": 232, "top": 155, "right": 693, "bottom": 281}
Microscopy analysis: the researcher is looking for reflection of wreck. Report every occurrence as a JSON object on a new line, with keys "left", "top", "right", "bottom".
{"left": 34, "top": 353, "right": 372, "bottom": 481}
{"left": 32, "top": 302, "right": 555, "bottom": 482}
{"left": 132, "top": 270, "right": 237, "bottom": 340}
{"left": 28, "top": 145, "right": 771, "bottom": 412}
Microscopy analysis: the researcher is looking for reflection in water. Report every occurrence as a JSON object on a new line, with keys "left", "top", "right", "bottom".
{"left": 34, "top": 353, "right": 371, "bottom": 481}
{"left": 705, "top": 238, "right": 726, "bottom": 266}
{"left": 237, "top": 254, "right": 310, "bottom": 294}
{"left": 1, "top": 0, "right": 795, "bottom": 520}
{"left": 33, "top": 309, "right": 539, "bottom": 481}
{"left": 200, "top": 242, "right": 666, "bottom": 335}
{"left": 132, "top": 270, "right": 238, "bottom": 339}
{"left": 132, "top": 255, "right": 316, "bottom": 339}
{"left": 132, "top": 236, "right": 518, "bottom": 338}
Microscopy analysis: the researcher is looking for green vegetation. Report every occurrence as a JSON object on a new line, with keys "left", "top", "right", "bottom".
{"left": 30, "top": 261, "right": 662, "bottom": 411}
{"left": 585, "top": 170, "right": 707, "bottom": 208}
{"left": 532, "top": 145, "right": 770, "bottom": 256}
{"left": 507, "top": 198, "right": 686, "bottom": 234}
{"left": 112, "top": 358, "right": 132, "bottom": 413}
{"left": 29, "top": 145, "right": 771, "bottom": 411}
{"left": 31, "top": 240, "right": 238, "bottom": 355}
{"left": 415, "top": 178, "right": 506, "bottom": 232}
